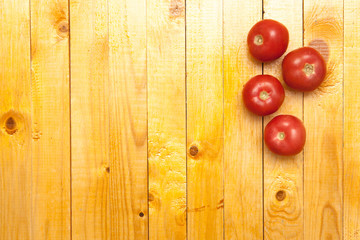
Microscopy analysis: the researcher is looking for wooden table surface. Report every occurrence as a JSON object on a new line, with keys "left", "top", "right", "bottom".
{"left": 0, "top": 0, "right": 359, "bottom": 239}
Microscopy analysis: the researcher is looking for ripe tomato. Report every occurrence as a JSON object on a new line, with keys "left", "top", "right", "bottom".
{"left": 247, "top": 19, "right": 289, "bottom": 62}
{"left": 282, "top": 47, "right": 326, "bottom": 91}
{"left": 242, "top": 75, "right": 285, "bottom": 116}
{"left": 265, "top": 115, "right": 306, "bottom": 156}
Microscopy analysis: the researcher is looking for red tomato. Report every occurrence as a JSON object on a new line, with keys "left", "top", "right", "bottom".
{"left": 265, "top": 115, "right": 306, "bottom": 156}
{"left": 247, "top": 19, "right": 289, "bottom": 62}
{"left": 282, "top": 47, "right": 326, "bottom": 91}
{"left": 242, "top": 75, "right": 285, "bottom": 116}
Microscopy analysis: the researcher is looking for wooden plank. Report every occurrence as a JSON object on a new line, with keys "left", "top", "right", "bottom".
{"left": 344, "top": 0, "right": 360, "bottom": 239}
{"left": 263, "top": 0, "right": 304, "bottom": 239}
{"left": 109, "top": 0, "right": 148, "bottom": 239}
{"left": 147, "top": 0, "right": 186, "bottom": 239}
{"left": 30, "top": 0, "right": 70, "bottom": 239}
{"left": 223, "top": 0, "right": 263, "bottom": 239}
{"left": 70, "top": 0, "right": 110, "bottom": 239}
{"left": 186, "top": 0, "right": 223, "bottom": 239}
{"left": 0, "top": 0, "right": 31, "bottom": 239}
{"left": 303, "top": 0, "right": 343, "bottom": 239}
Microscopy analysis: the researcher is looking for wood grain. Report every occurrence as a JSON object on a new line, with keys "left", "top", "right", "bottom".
{"left": 186, "top": 0, "right": 223, "bottom": 239}
{"left": 109, "top": 0, "right": 148, "bottom": 239}
{"left": 0, "top": 0, "right": 31, "bottom": 239}
{"left": 223, "top": 0, "right": 263, "bottom": 239}
{"left": 344, "top": 0, "right": 360, "bottom": 239}
{"left": 263, "top": 0, "right": 304, "bottom": 239}
{"left": 30, "top": 0, "right": 70, "bottom": 239}
{"left": 147, "top": 0, "right": 186, "bottom": 239}
{"left": 70, "top": 0, "right": 110, "bottom": 239}
{"left": 303, "top": 0, "right": 343, "bottom": 239}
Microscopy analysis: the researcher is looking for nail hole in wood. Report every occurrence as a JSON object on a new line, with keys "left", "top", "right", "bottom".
{"left": 276, "top": 190, "right": 286, "bottom": 201}
{"left": 139, "top": 212, "right": 144, "bottom": 217}
{"left": 189, "top": 145, "right": 198, "bottom": 156}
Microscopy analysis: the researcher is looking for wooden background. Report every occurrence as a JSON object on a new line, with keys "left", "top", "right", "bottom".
{"left": 0, "top": 0, "right": 359, "bottom": 239}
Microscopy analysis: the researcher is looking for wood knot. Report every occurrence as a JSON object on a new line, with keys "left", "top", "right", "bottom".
{"left": 1, "top": 111, "right": 24, "bottom": 135}
{"left": 169, "top": 0, "right": 184, "bottom": 18}
{"left": 5, "top": 117, "right": 17, "bottom": 134}
{"left": 308, "top": 39, "right": 329, "bottom": 62}
{"left": 105, "top": 167, "right": 110, "bottom": 173}
{"left": 276, "top": 190, "right": 286, "bottom": 201}
{"left": 189, "top": 145, "right": 198, "bottom": 157}
{"left": 175, "top": 207, "right": 186, "bottom": 226}
{"left": 148, "top": 193, "right": 154, "bottom": 202}
{"left": 139, "top": 212, "right": 144, "bottom": 217}
{"left": 56, "top": 20, "right": 69, "bottom": 38}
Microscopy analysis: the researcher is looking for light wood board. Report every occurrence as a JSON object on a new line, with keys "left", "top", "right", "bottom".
{"left": 263, "top": 0, "right": 304, "bottom": 239}
{"left": 70, "top": 0, "right": 110, "bottom": 238}
{"left": 224, "top": 0, "right": 263, "bottom": 239}
{"left": 147, "top": 0, "right": 187, "bottom": 239}
{"left": 31, "top": 0, "right": 70, "bottom": 238}
{"left": 187, "top": 0, "right": 224, "bottom": 239}
{"left": 109, "top": 0, "right": 148, "bottom": 238}
{"left": 304, "top": 0, "right": 344, "bottom": 239}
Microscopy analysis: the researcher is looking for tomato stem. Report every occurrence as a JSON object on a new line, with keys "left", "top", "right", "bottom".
{"left": 303, "top": 63, "right": 314, "bottom": 76}
{"left": 254, "top": 35, "right": 263, "bottom": 46}
{"left": 259, "top": 90, "right": 270, "bottom": 100}
{"left": 277, "top": 132, "right": 285, "bottom": 140}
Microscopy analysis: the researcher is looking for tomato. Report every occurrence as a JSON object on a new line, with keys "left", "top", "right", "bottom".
{"left": 242, "top": 75, "right": 285, "bottom": 116}
{"left": 282, "top": 47, "right": 326, "bottom": 91}
{"left": 247, "top": 19, "right": 289, "bottom": 62}
{"left": 265, "top": 115, "right": 306, "bottom": 156}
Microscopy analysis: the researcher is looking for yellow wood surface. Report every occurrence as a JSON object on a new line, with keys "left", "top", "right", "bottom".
{"left": 0, "top": 0, "right": 31, "bottom": 239}
{"left": 263, "top": 0, "right": 304, "bottom": 239}
{"left": 186, "top": 0, "right": 224, "bottom": 239}
{"left": 1, "top": 0, "right": 360, "bottom": 239}
{"left": 70, "top": 0, "right": 110, "bottom": 238}
{"left": 30, "top": 0, "right": 70, "bottom": 239}
{"left": 223, "top": 0, "right": 263, "bottom": 239}
{"left": 109, "top": 0, "right": 148, "bottom": 238}
{"left": 147, "top": 0, "right": 186, "bottom": 239}
{"left": 344, "top": 0, "right": 360, "bottom": 239}
{"left": 304, "top": 0, "right": 344, "bottom": 239}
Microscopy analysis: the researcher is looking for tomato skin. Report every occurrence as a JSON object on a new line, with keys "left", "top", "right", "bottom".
{"left": 282, "top": 47, "right": 326, "bottom": 91}
{"left": 265, "top": 115, "right": 306, "bottom": 156}
{"left": 242, "top": 75, "right": 285, "bottom": 116}
{"left": 247, "top": 19, "right": 289, "bottom": 62}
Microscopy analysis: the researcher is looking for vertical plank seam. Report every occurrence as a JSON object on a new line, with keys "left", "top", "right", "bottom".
{"left": 302, "top": 1, "right": 305, "bottom": 239}
{"left": 29, "top": 0, "right": 33, "bottom": 238}
{"left": 146, "top": 0, "right": 149, "bottom": 238}
{"left": 185, "top": 0, "right": 188, "bottom": 239}
{"left": 261, "top": 0, "right": 264, "bottom": 239}
{"left": 342, "top": 0, "right": 345, "bottom": 239}
{"left": 68, "top": 0, "right": 72, "bottom": 238}
{"left": 106, "top": 0, "right": 111, "bottom": 238}
{"left": 222, "top": 0, "right": 225, "bottom": 238}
